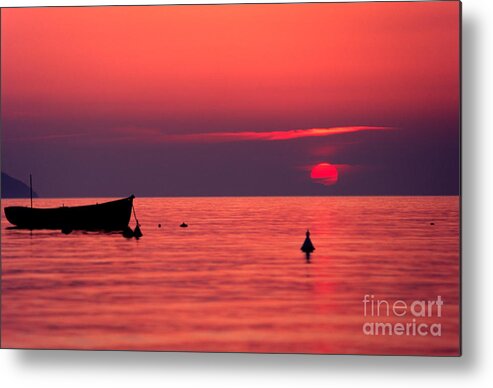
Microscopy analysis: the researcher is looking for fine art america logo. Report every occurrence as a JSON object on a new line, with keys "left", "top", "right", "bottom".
{"left": 362, "top": 294, "right": 443, "bottom": 337}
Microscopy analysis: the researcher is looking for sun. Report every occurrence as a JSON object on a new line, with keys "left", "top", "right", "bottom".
{"left": 310, "top": 163, "right": 339, "bottom": 186}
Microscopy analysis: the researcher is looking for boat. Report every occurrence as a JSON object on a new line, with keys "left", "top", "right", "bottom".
{"left": 4, "top": 195, "right": 135, "bottom": 232}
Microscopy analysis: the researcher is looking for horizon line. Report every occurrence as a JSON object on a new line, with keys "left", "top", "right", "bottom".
{"left": 2, "top": 193, "right": 461, "bottom": 200}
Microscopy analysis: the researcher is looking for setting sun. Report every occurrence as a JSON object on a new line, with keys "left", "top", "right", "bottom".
{"left": 310, "top": 163, "right": 339, "bottom": 186}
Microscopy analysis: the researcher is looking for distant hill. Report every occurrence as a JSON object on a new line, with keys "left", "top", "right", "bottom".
{"left": 1, "top": 172, "right": 39, "bottom": 198}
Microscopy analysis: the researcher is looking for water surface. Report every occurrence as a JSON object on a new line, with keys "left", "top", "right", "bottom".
{"left": 1, "top": 196, "right": 460, "bottom": 355}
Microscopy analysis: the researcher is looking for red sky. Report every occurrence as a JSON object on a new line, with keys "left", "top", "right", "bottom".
{"left": 1, "top": 2, "right": 460, "bottom": 197}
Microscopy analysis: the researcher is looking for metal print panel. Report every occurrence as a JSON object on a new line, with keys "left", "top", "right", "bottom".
{"left": 0, "top": 1, "right": 461, "bottom": 355}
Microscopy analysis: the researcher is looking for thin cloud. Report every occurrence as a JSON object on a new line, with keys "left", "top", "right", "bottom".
{"left": 159, "top": 126, "right": 393, "bottom": 143}
{"left": 4, "top": 132, "right": 90, "bottom": 142}
{"left": 5, "top": 125, "right": 394, "bottom": 144}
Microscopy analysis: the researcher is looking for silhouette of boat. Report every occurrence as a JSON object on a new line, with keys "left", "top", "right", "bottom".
{"left": 4, "top": 195, "right": 135, "bottom": 232}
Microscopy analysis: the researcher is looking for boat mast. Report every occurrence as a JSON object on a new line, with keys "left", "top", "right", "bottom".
{"left": 30, "top": 173, "right": 33, "bottom": 209}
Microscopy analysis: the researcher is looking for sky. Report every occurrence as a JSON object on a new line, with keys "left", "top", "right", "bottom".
{"left": 1, "top": 2, "right": 460, "bottom": 197}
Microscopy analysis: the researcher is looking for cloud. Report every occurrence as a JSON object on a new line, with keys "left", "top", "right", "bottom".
{"left": 4, "top": 125, "right": 393, "bottom": 145}
{"left": 159, "top": 126, "right": 393, "bottom": 143}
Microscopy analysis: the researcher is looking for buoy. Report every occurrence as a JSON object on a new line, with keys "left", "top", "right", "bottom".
{"left": 158, "top": 224, "right": 161, "bottom": 228}
{"left": 430, "top": 222, "right": 435, "bottom": 225}
{"left": 134, "top": 225, "right": 143, "bottom": 238}
{"left": 123, "top": 226, "right": 134, "bottom": 238}
{"left": 301, "top": 230, "right": 315, "bottom": 259}
{"left": 180, "top": 222, "right": 188, "bottom": 228}
{"left": 130, "top": 203, "right": 142, "bottom": 238}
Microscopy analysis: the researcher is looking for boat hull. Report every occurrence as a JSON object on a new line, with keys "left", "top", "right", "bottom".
{"left": 4, "top": 196, "right": 134, "bottom": 231}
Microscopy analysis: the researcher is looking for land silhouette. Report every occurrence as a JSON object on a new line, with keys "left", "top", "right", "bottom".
{"left": 1, "top": 172, "right": 38, "bottom": 198}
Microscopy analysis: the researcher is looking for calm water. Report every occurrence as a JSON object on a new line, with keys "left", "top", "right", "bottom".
{"left": 1, "top": 196, "right": 460, "bottom": 355}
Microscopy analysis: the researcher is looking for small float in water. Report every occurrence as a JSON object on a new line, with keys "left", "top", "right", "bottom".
{"left": 301, "top": 229, "right": 315, "bottom": 261}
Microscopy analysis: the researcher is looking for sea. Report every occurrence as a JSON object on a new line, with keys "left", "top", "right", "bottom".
{"left": 1, "top": 196, "right": 460, "bottom": 355}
